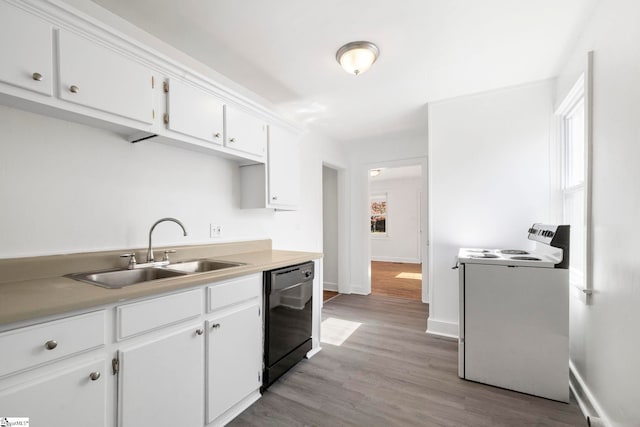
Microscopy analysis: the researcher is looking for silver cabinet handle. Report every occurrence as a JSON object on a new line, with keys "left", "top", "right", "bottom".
{"left": 45, "top": 340, "right": 58, "bottom": 350}
{"left": 272, "top": 196, "right": 278, "bottom": 201}
{"left": 69, "top": 85, "right": 79, "bottom": 93}
{"left": 211, "top": 323, "right": 221, "bottom": 329}
{"left": 228, "top": 138, "right": 235, "bottom": 143}
{"left": 214, "top": 132, "right": 221, "bottom": 138}
{"left": 89, "top": 371, "right": 101, "bottom": 381}
{"left": 195, "top": 328, "right": 204, "bottom": 335}
{"left": 32, "top": 72, "right": 43, "bottom": 81}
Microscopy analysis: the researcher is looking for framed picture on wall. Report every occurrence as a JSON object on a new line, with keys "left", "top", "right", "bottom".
{"left": 370, "top": 193, "right": 387, "bottom": 235}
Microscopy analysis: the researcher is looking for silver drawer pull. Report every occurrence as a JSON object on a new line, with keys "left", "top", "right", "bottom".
{"left": 195, "top": 328, "right": 204, "bottom": 335}
{"left": 214, "top": 132, "right": 221, "bottom": 138}
{"left": 211, "top": 323, "right": 221, "bottom": 329}
{"left": 45, "top": 340, "right": 58, "bottom": 350}
{"left": 89, "top": 371, "right": 101, "bottom": 381}
{"left": 32, "top": 72, "right": 43, "bottom": 81}
{"left": 69, "top": 85, "right": 79, "bottom": 93}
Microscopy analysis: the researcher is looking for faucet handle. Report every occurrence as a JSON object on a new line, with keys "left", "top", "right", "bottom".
{"left": 120, "top": 253, "right": 137, "bottom": 269}
{"left": 162, "top": 249, "right": 177, "bottom": 262}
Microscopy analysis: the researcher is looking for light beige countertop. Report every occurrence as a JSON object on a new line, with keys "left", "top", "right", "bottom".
{"left": 0, "top": 240, "right": 321, "bottom": 327}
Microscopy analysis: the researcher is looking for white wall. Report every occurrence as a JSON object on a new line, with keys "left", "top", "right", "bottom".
{"left": 427, "top": 80, "right": 554, "bottom": 337}
{"left": 370, "top": 176, "right": 421, "bottom": 263}
{"left": 346, "top": 125, "right": 428, "bottom": 299}
{"left": 0, "top": 105, "right": 344, "bottom": 257}
{"left": 555, "top": 1, "right": 640, "bottom": 425}
{"left": 322, "top": 166, "right": 338, "bottom": 290}
{"left": 0, "top": 0, "right": 348, "bottom": 259}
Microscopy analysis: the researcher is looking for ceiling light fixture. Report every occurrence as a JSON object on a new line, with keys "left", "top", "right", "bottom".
{"left": 370, "top": 169, "right": 382, "bottom": 177}
{"left": 336, "top": 41, "right": 379, "bottom": 76}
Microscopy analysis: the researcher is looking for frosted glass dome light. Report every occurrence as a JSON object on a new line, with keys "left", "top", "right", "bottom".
{"left": 336, "top": 41, "right": 379, "bottom": 76}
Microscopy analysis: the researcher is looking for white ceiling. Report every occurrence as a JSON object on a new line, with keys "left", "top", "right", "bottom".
{"left": 91, "top": 0, "right": 597, "bottom": 142}
{"left": 370, "top": 165, "right": 422, "bottom": 182}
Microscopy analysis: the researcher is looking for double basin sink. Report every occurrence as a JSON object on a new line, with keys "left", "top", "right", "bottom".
{"left": 67, "top": 259, "right": 244, "bottom": 289}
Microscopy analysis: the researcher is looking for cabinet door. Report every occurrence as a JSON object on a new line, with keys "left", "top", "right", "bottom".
{"left": 165, "top": 78, "right": 224, "bottom": 144}
{"left": 224, "top": 105, "right": 267, "bottom": 157}
{"left": 268, "top": 125, "right": 300, "bottom": 208}
{"left": 58, "top": 30, "right": 153, "bottom": 124}
{"left": 0, "top": 2, "right": 52, "bottom": 96}
{"left": 118, "top": 325, "right": 204, "bottom": 427}
{"left": 0, "top": 359, "right": 107, "bottom": 427}
{"left": 206, "top": 304, "right": 261, "bottom": 423}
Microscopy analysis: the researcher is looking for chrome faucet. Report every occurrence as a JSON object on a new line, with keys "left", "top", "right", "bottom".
{"left": 147, "top": 217, "right": 188, "bottom": 262}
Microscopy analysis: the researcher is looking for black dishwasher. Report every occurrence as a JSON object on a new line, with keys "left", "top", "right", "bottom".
{"left": 263, "top": 261, "right": 314, "bottom": 390}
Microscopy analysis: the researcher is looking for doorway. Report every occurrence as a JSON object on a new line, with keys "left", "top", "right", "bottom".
{"left": 322, "top": 165, "right": 340, "bottom": 302}
{"left": 369, "top": 164, "right": 424, "bottom": 301}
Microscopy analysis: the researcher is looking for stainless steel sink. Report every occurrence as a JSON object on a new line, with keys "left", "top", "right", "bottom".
{"left": 164, "top": 259, "right": 244, "bottom": 274}
{"left": 67, "top": 267, "right": 188, "bottom": 289}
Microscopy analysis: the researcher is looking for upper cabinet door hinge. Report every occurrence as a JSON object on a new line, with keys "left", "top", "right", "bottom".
{"left": 258, "top": 306, "right": 261, "bottom": 317}
{"left": 163, "top": 81, "right": 169, "bottom": 93}
{"left": 112, "top": 357, "right": 120, "bottom": 375}
{"left": 163, "top": 114, "right": 169, "bottom": 124}
{"left": 151, "top": 76, "right": 155, "bottom": 88}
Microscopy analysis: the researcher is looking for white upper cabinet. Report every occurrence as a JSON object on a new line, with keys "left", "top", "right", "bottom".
{"left": 268, "top": 125, "right": 300, "bottom": 208}
{"left": 239, "top": 124, "right": 300, "bottom": 210}
{"left": 0, "top": 2, "right": 53, "bottom": 96}
{"left": 58, "top": 30, "right": 154, "bottom": 124}
{"left": 165, "top": 78, "right": 224, "bottom": 145}
{"left": 224, "top": 105, "right": 267, "bottom": 158}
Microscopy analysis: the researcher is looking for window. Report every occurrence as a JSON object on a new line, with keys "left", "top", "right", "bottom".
{"left": 559, "top": 79, "right": 586, "bottom": 288}
{"left": 370, "top": 193, "right": 387, "bottom": 234}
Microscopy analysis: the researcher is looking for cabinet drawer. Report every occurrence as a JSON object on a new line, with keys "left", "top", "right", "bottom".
{"left": 207, "top": 274, "right": 261, "bottom": 312}
{"left": 117, "top": 289, "right": 202, "bottom": 340}
{"left": 0, "top": 311, "right": 105, "bottom": 378}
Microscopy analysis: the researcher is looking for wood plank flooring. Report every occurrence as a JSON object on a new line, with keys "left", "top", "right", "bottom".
{"left": 323, "top": 290, "right": 339, "bottom": 302}
{"left": 371, "top": 261, "right": 422, "bottom": 301}
{"left": 230, "top": 294, "right": 586, "bottom": 427}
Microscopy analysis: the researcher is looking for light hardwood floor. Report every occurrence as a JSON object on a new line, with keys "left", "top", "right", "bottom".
{"left": 371, "top": 261, "right": 422, "bottom": 301}
{"left": 231, "top": 294, "right": 585, "bottom": 427}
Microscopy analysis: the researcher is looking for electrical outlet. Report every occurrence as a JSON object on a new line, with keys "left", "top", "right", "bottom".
{"left": 210, "top": 224, "right": 222, "bottom": 238}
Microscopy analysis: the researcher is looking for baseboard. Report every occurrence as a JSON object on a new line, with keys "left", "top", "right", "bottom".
{"left": 569, "top": 360, "right": 613, "bottom": 427}
{"left": 323, "top": 281, "right": 338, "bottom": 292}
{"left": 426, "top": 317, "right": 458, "bottom": 339}
{"left": 371, "top": 256, "right": 421, "bottom": 264}
{"left": 349, "top": 286, "right": 370, "bottom": 295}
{"left": 306, "top": 346, "right": 322, "bottom": 359}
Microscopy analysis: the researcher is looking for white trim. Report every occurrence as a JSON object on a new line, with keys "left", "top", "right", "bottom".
{"left": 349, "top": 286, "right": 370, "bottom": 296}
{"left": 555, "top": 56, "right": 594, "bottom": 305}
{"left": 370, "top": 256, "right": 421, "bottom": 264}
{"left": 569, "top": 360, "right": 613, "bottom": 427}
{"left": 426, "top": 317, "right": 458, "bottom": 339}
{"left": 323, "top": 282, "right": 338, "bottom": 292}
{"left": 306, "top": 347, "right": 322, "bottom": 359}
{"left": 584, "top": 51, "right": 594, "bottom": 304}
{"left": 555, "top": 73, "right": 585, "bottom": 116}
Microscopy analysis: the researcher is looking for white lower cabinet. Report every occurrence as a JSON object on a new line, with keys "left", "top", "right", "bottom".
{"left": 206, "top": 303, "right": 262, "bottom": 424}
{"left": 0, "top": 273, "right": 266, "bottom": 427}
{"left": 0, "top": 359, "right": 107, "bottom": 427}
{"left": 118, "top": 324, "right": 204, "bottom": 427}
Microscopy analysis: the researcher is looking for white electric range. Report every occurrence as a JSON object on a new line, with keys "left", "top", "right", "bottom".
{"left": 457, "top": 223, "right": 570, "bottom": 402}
